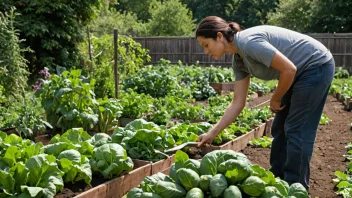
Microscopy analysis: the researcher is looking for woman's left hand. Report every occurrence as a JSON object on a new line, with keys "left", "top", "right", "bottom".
{"left": 270, "top": 98, "right": 285, "bottom": 113}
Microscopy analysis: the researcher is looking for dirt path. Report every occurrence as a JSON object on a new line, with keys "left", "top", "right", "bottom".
{"left": 242, "top": 95, "right": 352, "bottom": 197}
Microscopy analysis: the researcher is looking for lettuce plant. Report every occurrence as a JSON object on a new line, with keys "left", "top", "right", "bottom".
{"left": 57, "top": 149, "right": 92, "bottom": 184}
{"left": 89, "top": 143, "right": 133, "bottom": 179}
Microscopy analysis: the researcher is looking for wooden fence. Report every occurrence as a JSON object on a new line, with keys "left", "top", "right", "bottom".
{"left": 133, "top": 33, "right": 352, "bottom": 70}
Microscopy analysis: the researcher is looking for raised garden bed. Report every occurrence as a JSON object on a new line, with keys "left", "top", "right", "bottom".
{"left": 71, "top": 160, "right": 151, "bottom": 198}
{"left": 209, "top": 82, "right": 236, "bottom": 95}
{"left": 70, "top": 155, "right": 175, "bottom": 198}
{"left": 333, "top": 92, "right": 352, "bottom": 111}
{"left": 66, "top": 121, "right": 271, "bottom": 198}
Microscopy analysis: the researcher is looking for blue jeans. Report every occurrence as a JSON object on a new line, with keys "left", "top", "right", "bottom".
{"left": 269, "top": 58, "right": 335, "bottom": 189}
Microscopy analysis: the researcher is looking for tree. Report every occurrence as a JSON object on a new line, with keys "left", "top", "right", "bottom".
{"left": 115, "top": 0, "right": 152, "bottom": 22}
{"left": 0, "top": 0, "right": 101, "bottom": 79}
{"left": 145, "top": 0, "right": 196, "bottom": 36}
{"left": 308, "top": 0, "right": 352, "bottom": 33}
{"left": 90, "top": 10, "right": 142, "bottom": 37}
{"left": 226, "top": 0, "right": 278, "bottom": 28}
{"left": 192, "top": 0, "right": 230, "bottom": 23}
{"left": 267, "top": 0, "right": 312, "bottom": 32}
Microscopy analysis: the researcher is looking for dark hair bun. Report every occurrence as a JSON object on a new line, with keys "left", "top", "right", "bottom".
{"left": 228, "top": 22, "right": 241, "bottom": 33}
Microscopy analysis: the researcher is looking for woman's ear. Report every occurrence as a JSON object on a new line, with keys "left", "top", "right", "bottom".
{"left": 217, "top": 32, "right": 223, "bottom": 42}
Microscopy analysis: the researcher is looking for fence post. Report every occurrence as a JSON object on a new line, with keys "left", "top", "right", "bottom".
{"left": 87, "top": 27, "right": 93, "bottom": 61}
{"left": 114, "top": 29, "right": 119, "bottom": 99}
{"left": 188, "top": 36, "right": 192, "bottom": 65}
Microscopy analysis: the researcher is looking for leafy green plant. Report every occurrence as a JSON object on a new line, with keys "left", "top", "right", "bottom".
{"left": 320, "top": 113, "right": 332, "bottom": 125}
{"left": 333, "top": 142, "right": 352, "bottom": 197}
{"left": 45, "top": 128, "right": 94, "bottom": 157}
{"left": 0, "top": 132, "right": 64, "bottom": 197}
{"left": 35, "top": 68, "right": 99, "bottom": 133}
{"left": 127, "top": 150, "right": 309, "bottom": 197}
{"left": 111, "top": 119, "right": 175, "bottom": 162}
{"left": 170, "top": 101, "right": 206, "bottom": 122}
{"left": 89, "top": 143, "right": 133, "bottom": 179}
{"left": 147, "top": 100, "right": 171, "bottom": 125}
{"left": 0, "top": 8, "right": 30, "bottom": 103}
{"left": 167, "top": 122, "right": 212, "bottom": 145}
{"left": 119, "top": 89, "right": 154, "bottom": 119}
{"left": 250, "top": 82, "right": 271, "bottom": 94}
{"left": 1, "top": 93, "right": 52, "bottom": 139}
{"left": 335, "top": 67, "right": 350, "bottom": 79}
{"left": 249, "top": 136, "right": 273, "bottom": 148}
{"left": 123, "top": 68, "right": 180, "bottom": 98}
{"left": 0, "top": 0, "right": 101, "bottom": 77}
{"left": 94, "top": 97, "right": 123, "bottom": 133}
{"left": 57, "top": 149, "right": 92, "bottom": 184}
{"left": 80, "top": 35, "right": 151, "bottom": 98}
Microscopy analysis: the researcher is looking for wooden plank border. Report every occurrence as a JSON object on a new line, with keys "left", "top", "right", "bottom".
{"left": 75, "top": 160, "right": 151, "bottom": 198}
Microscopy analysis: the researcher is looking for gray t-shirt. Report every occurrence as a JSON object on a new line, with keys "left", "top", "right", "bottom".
{"left": 232, "top": 25, "right": 333, "bottom": 81}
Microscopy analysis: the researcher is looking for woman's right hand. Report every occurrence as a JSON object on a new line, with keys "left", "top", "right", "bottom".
{"left": 197, "top": 130, "right": 218, "bottom": 147}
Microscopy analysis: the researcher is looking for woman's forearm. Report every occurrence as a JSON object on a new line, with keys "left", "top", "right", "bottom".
{"left": 272, "top": 70, "right": 296, "bottom": 101}
{"left": 211, "top": 100, "right": 245, "bottom": 135}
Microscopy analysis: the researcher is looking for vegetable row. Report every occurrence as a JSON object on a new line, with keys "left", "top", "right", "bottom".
{"left": 127, "top": 150, "right": 309, "bottom": 198}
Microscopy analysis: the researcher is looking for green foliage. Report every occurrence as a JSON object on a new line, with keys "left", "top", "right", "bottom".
{"left": 90, "top": 10, "right": 143, "bottom": 37}
{"left": 0, "top": 8, "right": 29, "bottom": 102}
{"left": 94, "top": 97, "right": 123, "bottom": 133}
{"left": 0, "top": 134, "right": 64, "bottom": 197}
{"left": 335, "top": 67, "right": 350, "bottom": 79}
{"left": 128, "top": 150, "right": 309, "bottom": 198}
{"left": 0, "top": 0, "right": 101, "bottom": 77}
{"left": 80, "top": 34, "right": 151, "bottom": 98}
{"left": 89, "top": 143, "right": 133, "bottom": 178}
{"left": 250, "top": 81, "right": 271, "bottom": 94}
{"left": 114, "top": 0, "right": 153, "bottom": 22}
{"left": 249, "top": 136, "right": 273, "bottom": 148}
{"left": 268, "top": 0, "right": 352, "bottom": 33}
{"left": 57, "top": 149, "right": 92, "bottom": 184}
{"left": 123, "top": 69, "right": 180, "bottom": 98}
{"left": 190, "top": 0, "right": 229, "bottom": 23}
{"left": 111, "top": 119, "right": 175, "bottom": 161}
{"left": 333, "top": 142, "right": 352, "bottom": 197}
{"left": 1, "top": 92, "right": 51, "bottom": 139}
{"left": 144, "top": 0, "right": 196, "bottom": 36}
{"left": 35, "top": 69, "right": 99, "bottom": 132}
{"left": 319, "top": 113, "right": 332, "bottom": 125}
{"left": 308, "top": 0, "right": 352, "bottom": 33}
{"left": 226, "top": 0, "right": 278, "bottom": 28}
{"left": 267, "top": 0, "right": 312, "bottom": 32}
{"left": 119, "top": 89, "right": 155, "bottom": 119}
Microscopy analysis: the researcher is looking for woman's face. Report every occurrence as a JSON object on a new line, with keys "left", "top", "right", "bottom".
{"left": 197, "top": 33, "right": 225, "bottom": 60}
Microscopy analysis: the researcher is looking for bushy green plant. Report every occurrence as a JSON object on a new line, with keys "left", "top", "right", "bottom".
{"left": 94, "top": 97, "right": 123, "bottom": 133}
{"left": 80, "top": 34, "right": 150, "bottom": 98}
{"left": 123, "top": 69, "right": 180, "bottom": 98}
{"left": 119, "top": 89, "right": 154, "bottom": 119}
{"left": 335, "top": 67, "right": 350, "bottom": 79}
{"left": 0, "top": 0, "right": 101, "bottom": 77}
{"left": 0, "top": 8, "right": 30, "bottom": 102}
{"left": 90, "top": 10, "right": 143, "bottom": 37}
{"left": 1, "top": 93, "right": 51, "bottom": 139}
{"left": 35, "top": 68, "right": 99, "bottom": 132}
{"left": 142, "top": 0, "right": 196, "bottom": 36}
{"left": 128, "top": 150, "right": 309, "bottom": 197}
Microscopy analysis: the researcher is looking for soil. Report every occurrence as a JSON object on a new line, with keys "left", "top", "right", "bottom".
{"left": 186, "top": 146, "right": 204, "bottom": 160}
{"left": 242, "top": 95, "right": 352, "bottom": 198}
{"left": 54, "top": 176, "right": 108, "bottom": 198}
